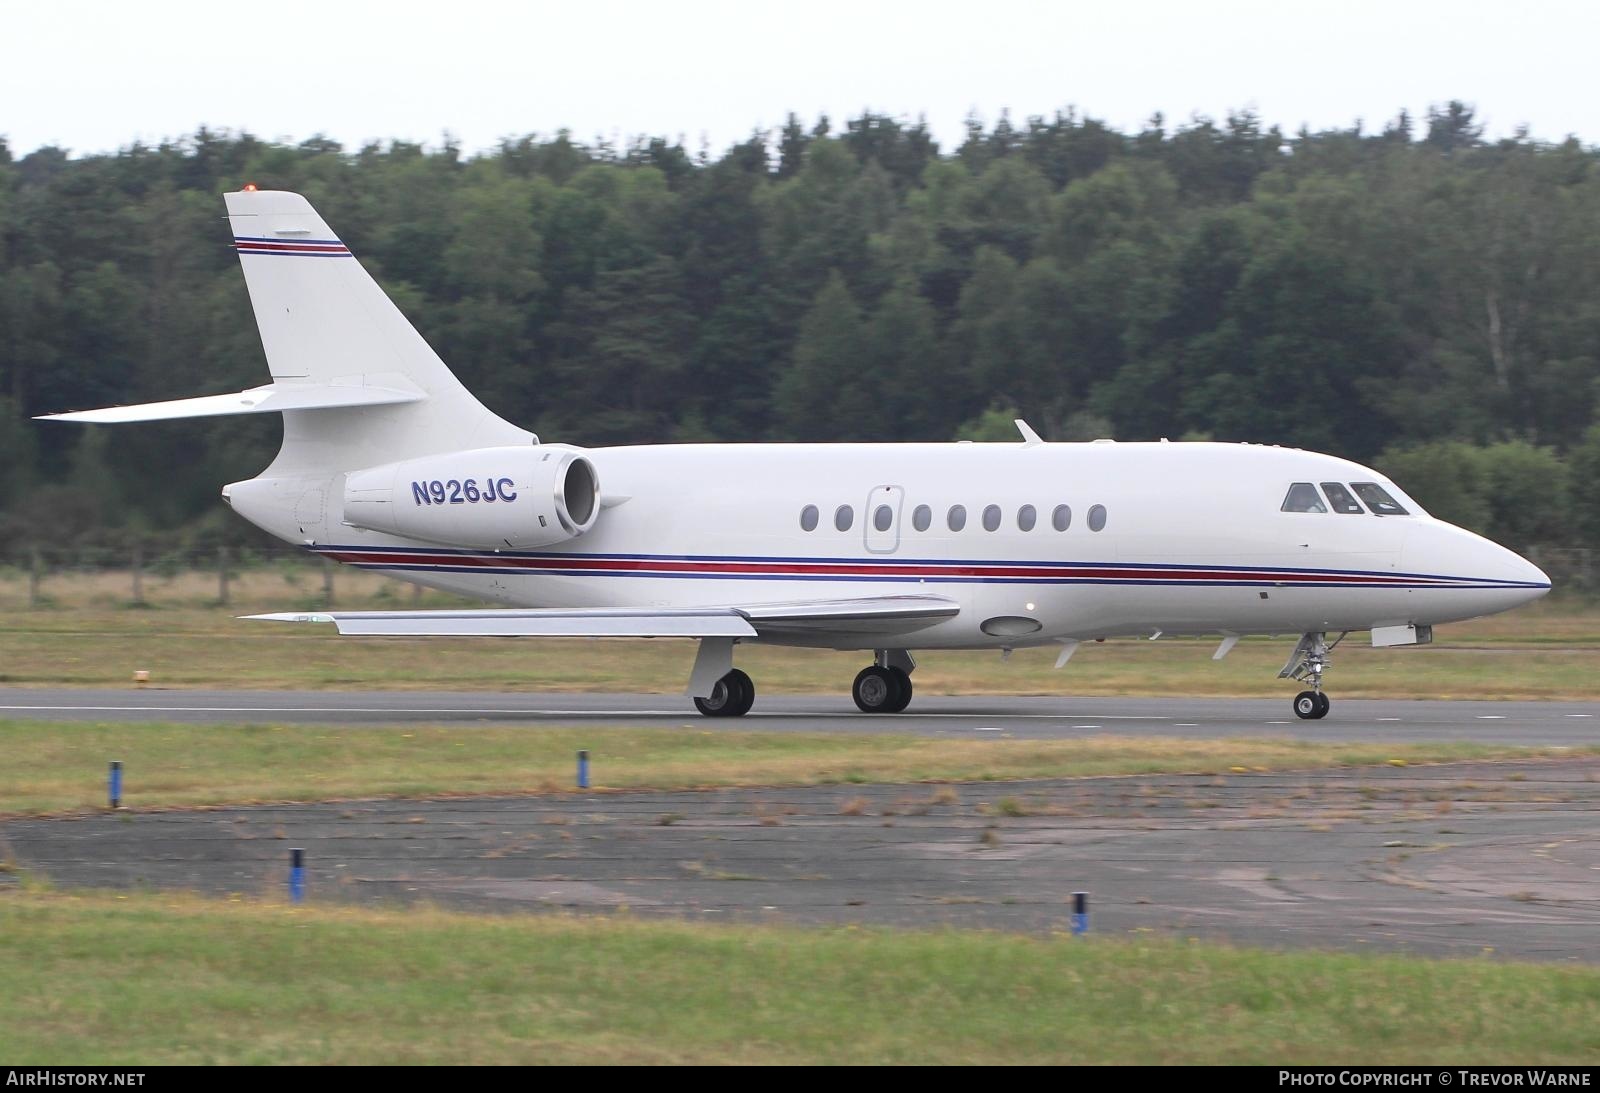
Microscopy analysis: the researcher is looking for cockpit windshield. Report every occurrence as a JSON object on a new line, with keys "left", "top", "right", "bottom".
{"left": 1320, "top": 482, "right": 1364, "bottom": 514}
{"left": 1350, "top": 482, "right": 1409, "bottom": 516}
{"left": 1280, "top": 483, "right": 1327, "bottom": 513}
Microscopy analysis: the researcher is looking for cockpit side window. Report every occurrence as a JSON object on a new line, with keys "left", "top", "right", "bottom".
{"left": 1350, "top": 482, "right": 1409, "bottom": 516}
{"left": 1320, "top": 482, "right": 1364, "bottom": 514}
{"left": 1280, "top": 483, "right": 1327, "bottom": 513}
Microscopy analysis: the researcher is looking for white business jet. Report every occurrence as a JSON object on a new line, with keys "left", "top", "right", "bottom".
{"left": 41, "top": 189, "right": 1551, "bottom": 720}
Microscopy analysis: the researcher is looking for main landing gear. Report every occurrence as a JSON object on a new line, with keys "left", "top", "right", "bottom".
{"left": 852, "top": 649, "right": 915, "bottom": 714}
{"left": 1280, "top": 631, "right": 1346, "bottom": 720}
{"left": 694, "top": 668, "right": 755, "bottom": 718}
{"left": 690, "top": 649, "right": 918, "bottom": 718}
{"left": 852, "top": 665, "right": 913, "bottom": 713}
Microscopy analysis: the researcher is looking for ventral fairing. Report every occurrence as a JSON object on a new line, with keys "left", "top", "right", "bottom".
{"left": 41, "top": 190, "right": 1552, "bottom": 720}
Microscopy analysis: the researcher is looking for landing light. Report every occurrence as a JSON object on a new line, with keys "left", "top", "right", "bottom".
{"left": 243, "top": 182, "right": 258, "bottom": 192}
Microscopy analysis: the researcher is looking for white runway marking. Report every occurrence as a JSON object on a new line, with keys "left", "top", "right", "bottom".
{"left": 1476, "top": 715, "right": 1507, "bottom": 719}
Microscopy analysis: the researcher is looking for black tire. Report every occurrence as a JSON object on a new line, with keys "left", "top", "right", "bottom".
{"left": 885, "top": 667, "right": 913, "bottom": 713}
{"left": 1312, "top": 692, "right": 1330, "bottom": 720}
{"left": 695, "top": 669, "right": 754, "bottom": 717}
{"left": 853, "top": 666, "right": 900, "bottom": 713}
{"left": 1293, "top": 691, "right": 1320, "bottom": 720}
{"left": 725, "top": 668, "right": 755, "bottom": 717}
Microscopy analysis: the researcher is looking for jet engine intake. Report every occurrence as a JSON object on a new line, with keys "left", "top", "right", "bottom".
{"left": 342, "top": 447, "right": 600, "bottom": 549}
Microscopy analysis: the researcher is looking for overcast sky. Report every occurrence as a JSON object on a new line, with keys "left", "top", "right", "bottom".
{"left": 7, "top": 0, "right": 1597, "bottom": 159}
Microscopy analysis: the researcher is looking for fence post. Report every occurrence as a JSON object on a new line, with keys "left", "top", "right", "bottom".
{"left": 217, "top": 545, "right": 230, "bottom": 605}
{"left": 29, "top": 547, "right": 42, "bottom": 607}
{"left": 130, "top": 543, "right": 144, "bottom": 605}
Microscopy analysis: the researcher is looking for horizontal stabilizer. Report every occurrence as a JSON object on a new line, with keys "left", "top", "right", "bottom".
{"left": 36, "top": 381, "right": 424, "bottom": 424}
{"left": 245, "top": 594, "right": 959, "bottom": 640}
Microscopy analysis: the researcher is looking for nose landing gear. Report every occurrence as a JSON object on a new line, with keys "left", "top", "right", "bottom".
{"left": 1293, "top": 690, "right": 1331, "bottom": 720}
{"left": 1281, "top": 631, "right": 1345, "bottom": 720}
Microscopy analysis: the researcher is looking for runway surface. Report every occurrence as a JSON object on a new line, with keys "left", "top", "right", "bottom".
{"left": 4, "top": 756, "right": 1596, "bottom": 961}
{"left": 1, "top": 687, "right": 1596, "bottom": 744}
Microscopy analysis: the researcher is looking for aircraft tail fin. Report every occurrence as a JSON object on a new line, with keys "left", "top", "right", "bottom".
{"left": 40, "top": 189, "right": 531, "bottom": 476}
{"left": 220, "top": 188, "right": 530, "bottom": 471}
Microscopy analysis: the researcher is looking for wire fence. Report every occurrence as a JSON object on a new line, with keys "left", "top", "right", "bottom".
{"left": 0, "top": 544, "right": 463, "bottom": 612}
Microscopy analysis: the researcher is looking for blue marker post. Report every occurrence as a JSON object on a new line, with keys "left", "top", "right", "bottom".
{"left": 289, "top": 848, "right": 306, "bottom": 904}
{"left": 577, "top": 750, "right": 590, "bottom": 790}
{"left": 1071, "top": 891, "right": 1089, "bottom": 936}
{"left": 108, "top": 761, "right": 122, "bottom": 809}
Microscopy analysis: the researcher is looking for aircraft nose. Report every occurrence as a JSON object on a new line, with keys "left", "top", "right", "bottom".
{"left": 1511, "top": 550, "right": 1552, "bottom": 594}
{"left": 1470, "top": 536, "right": 1551, "bottom": 603}
{"left": 1403, "top": 521, "right": 1551, "bottom": 622}
{"left": 1473, "top": 531, "right": 1552, "bottom": 595}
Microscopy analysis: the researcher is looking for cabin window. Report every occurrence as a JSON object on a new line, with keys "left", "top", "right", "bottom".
{"left": 834, "top": 505, "right": 854, "bottom": 531}
{"left": 873, "top": 504, "right": 893, "bottom": 532}
{"left": 1320, "top": 482, "right": 1364, "bottom": 514}
{"left": 1017, "top": 504, "right": 1036, "bottom": 532}
{"left": 1052, "top": 504, "right": 1072, "bottom": 531}
{"left": 1350, "top": 482, "right": 1409, "bottom": 516}
{"left": 800, "top": 504, "right": 819, "bottom": 531}
{"left": 1088, "top": 504, "right": 1107, "bottom": 532}
{"left": 982, "top": 504, "right": 1002, "bottom": 532}
{"left": 1280, "top": 483, "right": 1327, "bottom": 513}
{"left": 912, "top": 504, "right": 932, "bottom": 532}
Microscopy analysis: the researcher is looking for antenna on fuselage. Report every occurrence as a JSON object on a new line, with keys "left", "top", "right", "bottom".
{"left": 1014, "top": 420, "right": 1045, "bottom": 448}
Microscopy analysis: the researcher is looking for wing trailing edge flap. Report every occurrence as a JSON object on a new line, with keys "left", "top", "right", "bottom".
{"left": 738, "top": 594, "right": 960, "bottom": 635}
{"left": 245, "top": 594, "right": 960, "bottom": 639}
{"left": 35, "top": 379, "right": 425, "bottom": 424}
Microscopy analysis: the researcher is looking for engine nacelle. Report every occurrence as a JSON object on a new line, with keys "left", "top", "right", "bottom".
{"left": 342, "top": 446, "right": 600, "bottom": 549}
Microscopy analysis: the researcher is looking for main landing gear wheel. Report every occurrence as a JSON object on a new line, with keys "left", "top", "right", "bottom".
{"left": 695, "top": 668, "right": 755, "bottom": 718}
{"left": 853, "top": 665, "right": 911, "bottom": 713}
{"left": 1293, "top": 690, "right": 1330, "bottom": 720}
{"left": 885, "top": 667, "right": 913, "bottom": 713}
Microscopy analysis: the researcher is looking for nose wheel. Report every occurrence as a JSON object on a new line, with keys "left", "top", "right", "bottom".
{"left": 1293, "top": 690, "right": 1330, "bottom": 720}
{"left": 1281, "top": 631, "right": 1344, "bottom": 721}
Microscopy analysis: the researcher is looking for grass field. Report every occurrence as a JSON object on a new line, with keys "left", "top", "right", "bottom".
{"left": 1, "top": 890, "right": 1595, "bottom": 1064}
{"left": 0, "top": 596, "right": 1597, "bottom": 699}
{"left": 4, "top": 574, "right": 1595, "bottom": 1066}
{"left": 1, "top": 719, "right": 1589, "bottom": 816}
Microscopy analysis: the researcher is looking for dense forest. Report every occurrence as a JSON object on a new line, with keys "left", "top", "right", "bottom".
{"left": 3, "top": 103, "right": 1600, "bottom": 558}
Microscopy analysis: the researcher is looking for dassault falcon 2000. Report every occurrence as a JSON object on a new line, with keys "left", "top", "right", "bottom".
{"left": 41, "top": 188, "right": 1551, "bottom": 720}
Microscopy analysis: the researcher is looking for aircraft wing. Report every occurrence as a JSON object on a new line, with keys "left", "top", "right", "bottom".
{"left": 245, "top": 594, "right": 959, "bottom": 639}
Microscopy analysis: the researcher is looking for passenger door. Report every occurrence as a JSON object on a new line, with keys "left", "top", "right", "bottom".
{"left": 863, "top": 485, "right": 904, "bottom": 554}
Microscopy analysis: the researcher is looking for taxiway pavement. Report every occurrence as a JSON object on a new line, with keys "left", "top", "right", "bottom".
{"left": 0, "top": 688, "right": 1595, "bottom": 744}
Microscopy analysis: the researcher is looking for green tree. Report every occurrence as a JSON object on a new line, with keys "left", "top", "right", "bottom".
{"left": 1376, "top": 442, "right": 1492, "bottom": 533}
{"left": 772, "top": 271, "right": 875, "bottom": 440}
